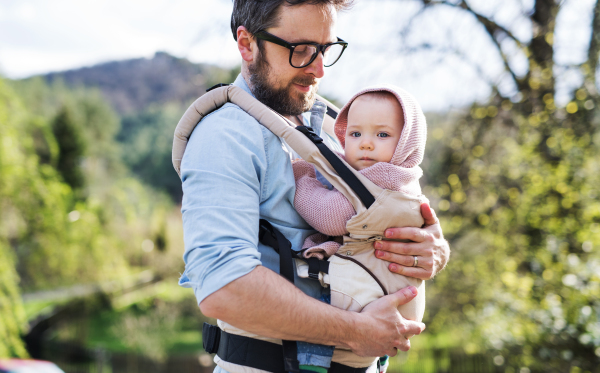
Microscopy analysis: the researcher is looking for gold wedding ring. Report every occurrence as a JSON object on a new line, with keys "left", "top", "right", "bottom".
{"left": 412, "top": 256, "right": 418, "bottom": 267}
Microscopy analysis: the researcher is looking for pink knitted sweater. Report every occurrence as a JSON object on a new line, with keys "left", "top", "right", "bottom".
{"left": 293, "top": 85, "right": 427, "bottom": 259}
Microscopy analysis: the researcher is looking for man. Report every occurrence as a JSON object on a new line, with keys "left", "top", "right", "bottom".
{"left": 179, "top": 0, "right": 450, "bottom": 370}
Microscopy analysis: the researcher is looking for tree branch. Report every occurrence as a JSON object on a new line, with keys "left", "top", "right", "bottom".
{"left": 424, "top": 0, "right": 525, "bottom": 48}
{"left": 412, "top": 0, "right": 527, "bottom": 92}
{"left": 587, "top": 0, "right": 600, "bottom": 84}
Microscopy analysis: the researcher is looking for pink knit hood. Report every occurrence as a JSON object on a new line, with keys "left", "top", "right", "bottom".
{"left": 334, "top": 85, "right": 427, "bottom": 196}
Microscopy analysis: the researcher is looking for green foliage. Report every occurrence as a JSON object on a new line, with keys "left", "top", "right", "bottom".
{"left": 0, "top": 80, "right": 32, "bottom": 357}
{"left": 52, "top": 104, "right": 87, "bottom": 191}
{"left": 424, "top": 92, "right": 600, "bottom": 371}
{"left": 409, "top": 1, "right": 600, "bottom": 371}
{"left": 0, "top": 244, "right": 28, "bottom": 358}
{"left": 0, "top": 75, "right": 182, "bottom": 294}
{"left": 118, "top": 105, "right": 182, "bottom": 201}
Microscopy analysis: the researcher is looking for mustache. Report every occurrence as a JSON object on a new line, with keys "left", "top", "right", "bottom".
{"left": 292, "top": 76, "right": 318, "bottom": 86}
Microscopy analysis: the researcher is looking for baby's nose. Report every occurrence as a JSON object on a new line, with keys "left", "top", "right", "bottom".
{"left": 360, "top": 140, "right": 374, "bottom": 150}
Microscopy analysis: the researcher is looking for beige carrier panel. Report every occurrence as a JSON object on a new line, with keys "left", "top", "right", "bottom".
{"left": 173, "top": 85, "right": 426, "bottom": 369}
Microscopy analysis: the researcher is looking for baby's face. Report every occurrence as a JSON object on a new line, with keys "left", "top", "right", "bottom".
{"left": 344, "top": 94, "right": 404, "bottom": 171}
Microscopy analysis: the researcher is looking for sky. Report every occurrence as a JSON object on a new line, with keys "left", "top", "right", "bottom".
{"left": 0, "top": 0, "right": 595, "bottom": 111}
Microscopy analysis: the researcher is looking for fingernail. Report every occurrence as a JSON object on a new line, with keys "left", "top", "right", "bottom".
{"left": 385, "top": 230, "right": 393, "bottom": 238}
{"left": 390, "top": 264, "right": 398, "bottom": 272}
{"left": 374, "top": 241, "right": 382, "bottom": 250}
{"left": 409, "top": 286, "right": 417, "bottom": 295}
{"left": 375, "top": 250, "right": 383, "bottom": 257}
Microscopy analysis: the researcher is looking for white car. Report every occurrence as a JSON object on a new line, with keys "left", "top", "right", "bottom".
{"left": 0, "top": 359, "right": 65, "bottom": 373}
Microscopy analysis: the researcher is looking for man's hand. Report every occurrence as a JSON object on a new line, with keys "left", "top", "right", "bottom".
{"left": 374, "top": 203, "right": 450, "bottom": 280}
{"left": 349, "top": 286, "right": 425, "bottom": 357}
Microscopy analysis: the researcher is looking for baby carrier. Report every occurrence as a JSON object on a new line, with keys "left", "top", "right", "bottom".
{"left": 172, "top": 84, "right": 427, "bottom": 372}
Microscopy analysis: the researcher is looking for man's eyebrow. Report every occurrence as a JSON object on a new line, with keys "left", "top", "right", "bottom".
{"left": 290, "top": 37, "right": 338, "bottom": 44}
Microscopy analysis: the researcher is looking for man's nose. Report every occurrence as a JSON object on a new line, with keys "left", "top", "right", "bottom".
{"left": 305, "top": 51, "right": 325, "bottom": 79}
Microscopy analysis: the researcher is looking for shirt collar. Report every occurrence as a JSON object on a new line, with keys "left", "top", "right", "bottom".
{"left": 233, "top": 74, "right": 254, "bottom": 96}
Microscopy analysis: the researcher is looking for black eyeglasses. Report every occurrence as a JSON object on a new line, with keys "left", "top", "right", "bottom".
{"left": 254, "top": 30, "right": 348, "bottom": 68}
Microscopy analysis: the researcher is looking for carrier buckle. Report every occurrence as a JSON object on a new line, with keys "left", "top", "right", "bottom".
{"left": 296, "top": 126, "right": 323, "bottom": 144}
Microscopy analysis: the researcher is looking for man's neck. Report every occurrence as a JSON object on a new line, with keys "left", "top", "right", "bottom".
{"left": 286, "top": 115, "right": 303, "bottom": 127}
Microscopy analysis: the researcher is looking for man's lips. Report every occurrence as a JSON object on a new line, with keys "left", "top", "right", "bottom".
{"left": 293, "top": 83, "right": 311, "bottom": 93}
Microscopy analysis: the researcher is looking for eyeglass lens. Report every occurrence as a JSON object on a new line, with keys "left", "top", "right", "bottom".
{"left": 291, "top": 43, "right": 345, "bottom": 68}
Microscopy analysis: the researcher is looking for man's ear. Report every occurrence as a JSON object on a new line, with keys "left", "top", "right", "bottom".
{"left": 237, "top": 26, "right": 255, "bottom": 63}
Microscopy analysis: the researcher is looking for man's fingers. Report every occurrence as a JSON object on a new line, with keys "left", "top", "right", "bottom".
{"left": 376, "top": 249, "right": 433, "bottom": 268}
{"left": 389, "top": 286, "right": 418, "bottom": 307}
{"left": 384, "top": 226, "right": 430, "bottom": 242}
{"left": 420, "top": 203, "right": 439, "bottom": 226}
{"left": 396, "top": 342, "right": 410, "bottom": 352}
{"left": 388, "top": 263, "right": 433, "bottom": 280}
{"left": 375, "top": 240, "right": 432, "bottom": 257}
{"left": 404, "top": 320, "right": 426, "bottom": 337}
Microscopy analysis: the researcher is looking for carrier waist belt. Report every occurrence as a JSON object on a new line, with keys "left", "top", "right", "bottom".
{"left": 217, "top": 330, "right": 369, "bottom": 373}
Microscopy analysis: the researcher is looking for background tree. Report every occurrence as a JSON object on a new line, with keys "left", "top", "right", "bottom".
{"left": 396, "top": 0, "right": 600, "bottom": 371}
{"left": 0, "top": 81, "right": 29, "bottom": 358}
{"left": 51, "top": 104, "right": 87, "bottom": 193}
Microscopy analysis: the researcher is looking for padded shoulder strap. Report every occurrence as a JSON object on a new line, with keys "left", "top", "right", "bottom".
{"left": 171, "top": 85, "right": 382, "bottom": 214}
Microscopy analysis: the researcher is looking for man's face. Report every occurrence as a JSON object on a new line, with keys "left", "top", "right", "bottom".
{"left": 248, "top": 3, "right": 338, "bottom": 116}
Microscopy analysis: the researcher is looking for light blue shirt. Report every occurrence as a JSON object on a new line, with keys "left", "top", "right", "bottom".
{"left": 178, "top": 74, "right": 342, "bottom": 306}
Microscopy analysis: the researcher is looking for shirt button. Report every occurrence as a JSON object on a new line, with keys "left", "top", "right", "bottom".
{"left": 346, "top": 251, "right": 352, "bottom": 256}
{"left": 362, "top": 225, "right": 368, "bottom": 229}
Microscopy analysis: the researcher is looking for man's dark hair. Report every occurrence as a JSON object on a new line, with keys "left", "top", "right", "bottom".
{"left": 230, "top": 0, "right": 353, "bottom": 43}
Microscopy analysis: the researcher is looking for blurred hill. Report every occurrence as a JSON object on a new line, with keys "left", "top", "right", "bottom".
{"left": 42, "top": 52, "right": 239, "bottom": 114}
{"left": 20, "top": 53, "right": 240, "bottom": 202}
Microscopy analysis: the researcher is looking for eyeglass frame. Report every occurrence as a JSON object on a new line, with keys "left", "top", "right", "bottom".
{"left": 253, "top": 30, "right": 348, "bottom": 68}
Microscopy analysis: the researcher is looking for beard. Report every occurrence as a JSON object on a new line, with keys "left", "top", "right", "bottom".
{"left": 248, "top": 52, "right": 319, "bottom": 116}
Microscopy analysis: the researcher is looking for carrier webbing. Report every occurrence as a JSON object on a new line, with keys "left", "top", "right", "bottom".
{"left": 258, "top": 219, "right": 300, "bottom": 372}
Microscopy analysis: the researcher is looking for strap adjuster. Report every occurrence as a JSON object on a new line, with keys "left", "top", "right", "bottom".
{"left": 296, "top": 125, "right": 323, "bottom": 144}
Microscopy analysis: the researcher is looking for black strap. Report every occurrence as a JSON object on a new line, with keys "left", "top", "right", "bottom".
{"left": 295, "top": 126, "right": 376, "bottom": 209}
{"left": 214, "top": 330, "right": 370, "bottom": 373}
{"left": 330, "top": 362, "right": 369, "bottom": 373}
{"left": 258, "top": 219, "right": 299, "bottom": 373}
{"left": 306, "top": 257, "right": 330, "bottom": 280}
{"left": 217, "top": 330, "right": 287, "bottom": 373}
{"left": 326, "top": 106, "right": 338, "bottom": 119}
{"left": 203, "top": 322, "right": 221, "bottom": 353}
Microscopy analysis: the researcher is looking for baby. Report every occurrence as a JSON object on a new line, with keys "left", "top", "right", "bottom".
{"left": 292, "top": 85, "right": 427, "bottom": 372}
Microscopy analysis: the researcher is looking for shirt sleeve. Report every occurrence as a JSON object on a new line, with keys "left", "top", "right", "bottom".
{"left": 178, "top": 106, "right": 266, "bottom": 305}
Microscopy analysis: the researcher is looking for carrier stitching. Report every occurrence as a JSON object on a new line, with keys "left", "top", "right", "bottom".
{"left": 330, "top": 288, "right": 365, "bottom": 309}
{"left": 332, "top": 253, "right": 388, "bottom": 296}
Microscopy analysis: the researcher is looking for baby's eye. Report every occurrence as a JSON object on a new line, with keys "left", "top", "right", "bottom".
{"left": 377, "top": 132, "right": 390, "bottom": 138}
{"left": 349, "top": 132, "right": 361, "bottom": 138}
